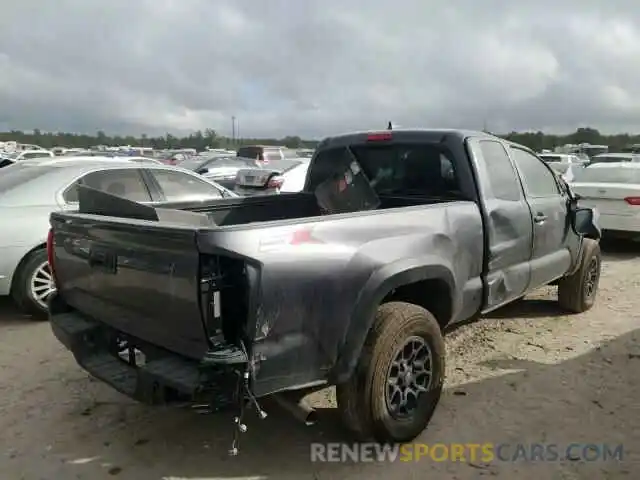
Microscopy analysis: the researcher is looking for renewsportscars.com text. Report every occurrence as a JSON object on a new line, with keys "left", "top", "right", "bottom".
{"left": 310, "top": 442, "right": 625, "bottom": 463}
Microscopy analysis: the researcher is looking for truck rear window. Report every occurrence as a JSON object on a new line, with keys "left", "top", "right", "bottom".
{"left": 307, "top": 143, "right": 460, "bottom": 197}
{"left": 237, "top": 147, "right": 262, "bottom": 159}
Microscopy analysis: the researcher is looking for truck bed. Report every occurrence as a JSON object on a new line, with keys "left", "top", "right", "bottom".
{"left": 183, "top": 191, "right": 452, "bottom": 228}
{"left": 49, "top": 192, "right": 479, "bottom": 370}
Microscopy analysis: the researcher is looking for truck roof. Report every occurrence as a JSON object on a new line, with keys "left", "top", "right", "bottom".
{"left": 316, "top": 128, "right": 539, "bottom": 155}
{"left": 317, "top": 128, "right": 504, "bottom": 148}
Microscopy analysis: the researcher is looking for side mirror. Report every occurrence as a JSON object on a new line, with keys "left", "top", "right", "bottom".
{"left": 196, "top": 168, "right": 208, "bottom": 175}
{"left": 572, "top": 207, "right": 601, "bottom": 239}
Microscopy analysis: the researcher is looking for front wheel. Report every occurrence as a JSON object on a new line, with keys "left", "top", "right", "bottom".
{"left": 557, "top": 239, "right": 601, "bottom": 313}
{"left": 336, "top": 301, "right": 445, "bottom": 443}
{"left": 11, "top": 249, "right": 56, "bottom": 319}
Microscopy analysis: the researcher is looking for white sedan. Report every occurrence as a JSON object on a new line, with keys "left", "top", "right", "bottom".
{"left": 539, "top": 153, "right": 588, "bottom": 181}
{"left": 569, "top": 163, "right": 640, "bottom": 236}
{"left": 233, "top": 158, "right": 310, "bottom": 196}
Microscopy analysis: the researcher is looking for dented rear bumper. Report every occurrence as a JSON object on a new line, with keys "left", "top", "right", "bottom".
{"left": 49, "top": 294, "right": 239, "bottom": 408}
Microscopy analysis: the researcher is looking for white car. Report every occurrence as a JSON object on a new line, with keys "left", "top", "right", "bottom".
{"left": 590, "top": 153, "right": 640, "bottom": 165}
{"left": 234, "top": 158, "right": 310, "bottom": 196}
{"left": 569, "top": 163, "right": 640, "bottom": 236}
{"left": 279, "top": 160, "right": 310, "bottom": 192}
{"left": 4, "top": 149, "right": 55, "bottom": 162}
{"left": 539, "top": 153, "right": 588, "bottom": 182}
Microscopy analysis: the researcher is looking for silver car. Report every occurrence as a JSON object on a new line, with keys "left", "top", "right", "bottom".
{"left": 0, "top": 159, "right": 234, "bottom": 317}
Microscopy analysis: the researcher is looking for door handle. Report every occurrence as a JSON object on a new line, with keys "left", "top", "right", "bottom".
{"left": 533, "top": 213, "right": 548, "bottom": 223}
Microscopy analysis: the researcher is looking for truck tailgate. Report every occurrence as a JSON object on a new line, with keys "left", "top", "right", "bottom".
{"left": 50, "top": 214, "right": 210, "bottom": 359}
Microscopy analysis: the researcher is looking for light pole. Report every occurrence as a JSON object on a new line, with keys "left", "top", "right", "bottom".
{"left": 231, "top": 116, "right": 236, "bottom": 144}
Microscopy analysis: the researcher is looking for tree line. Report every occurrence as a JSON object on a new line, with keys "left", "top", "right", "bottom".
{"left": 0, "top": 129, "right": 317, "bottom": 151}
{"left": 1, "top": 126, "right": 639, "bottom": 152}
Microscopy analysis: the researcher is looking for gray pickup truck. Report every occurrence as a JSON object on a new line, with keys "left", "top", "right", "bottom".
{"left": 47, "top": 129, "right": 601, "bottom": 454}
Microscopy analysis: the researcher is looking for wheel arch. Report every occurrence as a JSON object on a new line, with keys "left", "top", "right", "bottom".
{"left": 9, "top": 243, "right": 46, "bottom": 294}
{"left": 330, "top": 258, "right": 457, "bottom": 384}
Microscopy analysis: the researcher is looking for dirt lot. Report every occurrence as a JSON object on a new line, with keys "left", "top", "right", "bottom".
{"left": 1, "top": 239, "right": 639, "bottom": 480}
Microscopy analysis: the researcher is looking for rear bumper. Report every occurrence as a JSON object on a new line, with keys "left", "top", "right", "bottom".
{"left": 598, "top": 213, "right": 640, "bottom": 233}
{"left": 49, "top": 295, "right": 238, "bottom": 407}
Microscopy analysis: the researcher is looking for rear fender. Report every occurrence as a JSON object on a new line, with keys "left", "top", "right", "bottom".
{"left": 330, "top": 258, "right": 456, "bottom": 383}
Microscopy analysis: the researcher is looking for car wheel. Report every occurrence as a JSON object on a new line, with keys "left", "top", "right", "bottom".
{"left": 12, "top": 249, "right": 56, "bottom": 319}
{"left": 557, "top": 239, "right": 601, "bottom": 313}
{"left": 336, "top": 301, "right": 445, "bottom": 443}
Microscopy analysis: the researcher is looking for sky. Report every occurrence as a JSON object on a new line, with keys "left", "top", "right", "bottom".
{"left": 1, "top": 0, "right": 639, "bottom": 139}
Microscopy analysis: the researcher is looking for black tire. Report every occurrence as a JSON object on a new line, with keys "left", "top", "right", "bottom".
{"left": 11, "top": 249, "right": 53, "bottom": 319}
{"left": 557, "top": 239, "right": 601, "bottom": 313}
{"left": 336, "top": 301, "right": 445, "bottom": 443}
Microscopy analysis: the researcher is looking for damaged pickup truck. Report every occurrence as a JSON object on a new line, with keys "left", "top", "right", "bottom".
{"left": 48, "top": 129, "right": 601, "bottom": 454}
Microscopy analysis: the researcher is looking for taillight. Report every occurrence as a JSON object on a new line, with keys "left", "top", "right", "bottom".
{"left": 267, "top": 175, "right": 284, "bottom": 189}
{"left": 46, "top": 228, "right": 55, "bottom": 275}
{"left": 624, "top": 197, "right": 640, "bottom": 205}
{"left": 367, "top": 132, "right": 392, "bottom": 142}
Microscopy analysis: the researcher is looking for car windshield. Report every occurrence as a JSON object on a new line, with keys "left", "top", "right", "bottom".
{"left": 0, "top": 164, "right": 57, "bottom": 194}
{"left": 572, "top": 166, "right": 640, "bottom": 184}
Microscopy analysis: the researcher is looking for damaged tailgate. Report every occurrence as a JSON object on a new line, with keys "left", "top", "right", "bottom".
{"left": 50, "top": 186, "right": 220, "bottom": 359}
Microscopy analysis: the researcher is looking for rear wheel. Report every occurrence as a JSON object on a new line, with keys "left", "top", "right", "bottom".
{"left": 336, "top": 301, "right": 445, "bottom": 443}
{"left": 557, "top": 239, "right": 601, "bottom": 313}
{"left": 12, "top": 249, "right": 55, "bottom": 319}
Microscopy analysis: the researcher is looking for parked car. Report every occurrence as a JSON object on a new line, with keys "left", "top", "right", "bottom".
{"left": 234, "top": 158, "right": 310, "bottom": 196}
{"left": 47, "top": 128, "right": 600, "bottom": 453}
{"left": 179, "top": 154, "right": 253, "bottom": 172}
{"left": 236, "top": 145, "right": 299, "bottom": 163}
{"left": 589, "top": 153, "right": 640, "bottom": 165}
{"left": 62, "top": 151, "right": 163, "bottom": 164}
{"left": 295, "top": 148, "right": 315, "bottom": 158}
{"left": 0, "top": 155, "right": 14, "bottom": 169}
{"left": 279, "top": 160, "right": 311, "bottom": 193}
{"left": 0, "top": 159, "right": 234, "bottom": 316}
{"left": 570, "top": 162, "right": 640, "bottom": 237}
{"left": 195, "top": 156, "right": 263, "bottom": 189}
{"left": 3, "top": 149, "right": 55, "bottom": 162}
{"left": 158, "top": 151, "right": 194, "bottom": 165}
{"left": 539, "top": 153, "right": 589, "bottom": 181}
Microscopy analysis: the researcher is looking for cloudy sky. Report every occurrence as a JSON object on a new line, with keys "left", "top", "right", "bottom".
{"left": 1, "top": 0, "right": 639, "bottom": 138}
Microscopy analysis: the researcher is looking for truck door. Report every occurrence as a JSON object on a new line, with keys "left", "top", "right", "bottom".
{"left": 466, "top": 138, "right": 534, "bottom": 311}
{"left": 508, "top": 146, "right": 573, "bottom": 288}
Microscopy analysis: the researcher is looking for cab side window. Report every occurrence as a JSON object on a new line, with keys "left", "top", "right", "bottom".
{"left": 509, "top": 148, "right": 560, "bottom": 198}
{"left": 478, "top": 140, "right": 522, "bottom": 201}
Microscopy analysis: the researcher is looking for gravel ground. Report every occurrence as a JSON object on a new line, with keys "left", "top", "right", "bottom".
{"left": 0, "top": 239, "right": 638, "bottom": 480}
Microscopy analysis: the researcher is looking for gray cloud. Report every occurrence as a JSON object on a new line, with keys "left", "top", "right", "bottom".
{"left": 1, "top": 0, "right": 639, "bottom": 138}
